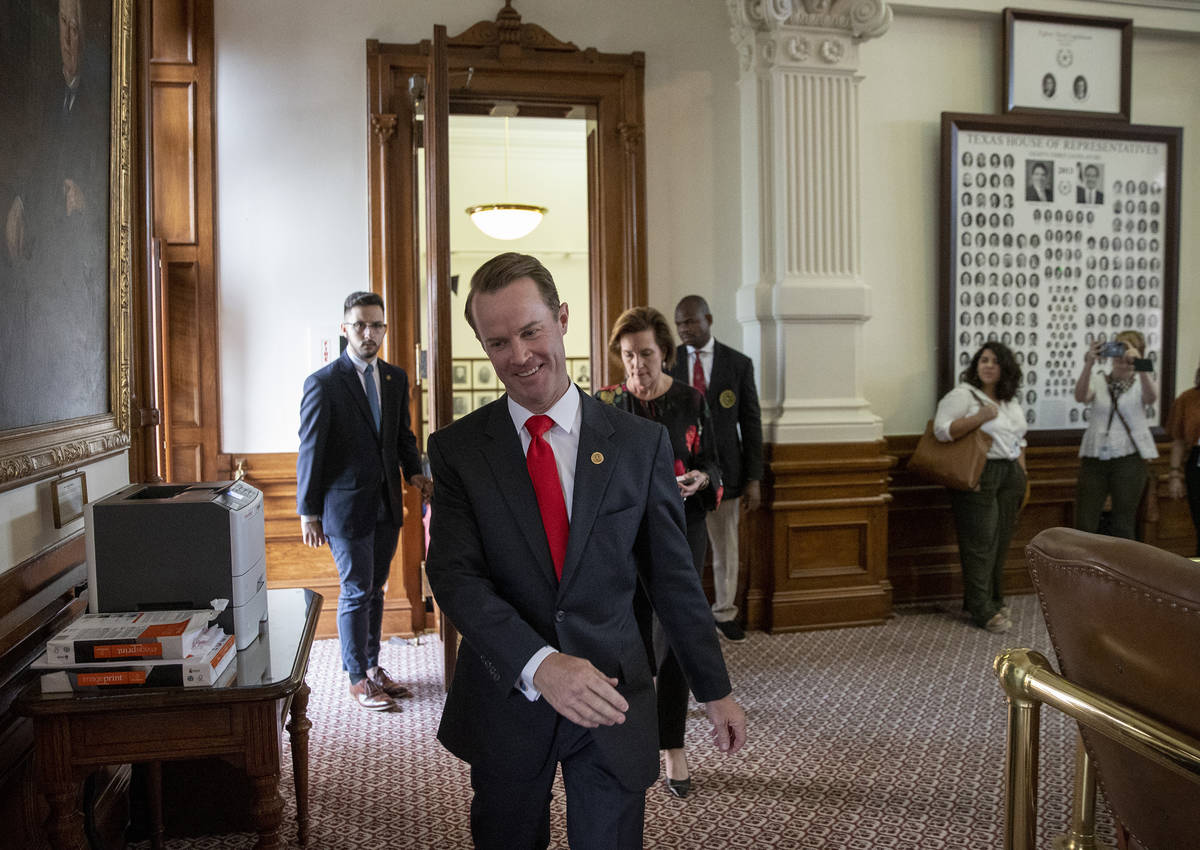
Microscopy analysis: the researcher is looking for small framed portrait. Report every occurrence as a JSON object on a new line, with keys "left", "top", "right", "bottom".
{"left": 452, "top": 393, "right": 470, "bottom": 417}
{"left": 472, "top": 391, "right": 496, "bottom": 411}
{"left": 571, "top": 359, "right": 592, "bottom": 388}
{"left": 1002, "top": 9, "right": 1132, "bottom": 121}
{"left": 51, "top": 472, "right": 88, "bottom": 529}
{"left": 452, "top": 361, "right": 470, "bottom": 387}
{"left": 473, "top": 360, "right": 498, "bottom": 390}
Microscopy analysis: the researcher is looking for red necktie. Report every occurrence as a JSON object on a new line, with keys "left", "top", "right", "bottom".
{"left": 692, "top": 352, "right": 707, "bottom": 395}
{"left": 525, "top": 415, "right": 569, "bottom": 580}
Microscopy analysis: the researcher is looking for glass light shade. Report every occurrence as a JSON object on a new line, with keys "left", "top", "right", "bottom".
{"left": 466, "top": 204, "right": 548, "bottom": 241}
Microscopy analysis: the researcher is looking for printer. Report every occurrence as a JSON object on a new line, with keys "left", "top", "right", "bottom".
{"left": 85, "top": 480, "right": 268, "bottom": 649}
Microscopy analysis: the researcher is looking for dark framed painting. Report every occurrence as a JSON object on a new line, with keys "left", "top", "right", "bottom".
{"left": 1002, "top": 8, "right": 1132, "bottom": 122}
{"left": 940, "top": 112, "right": 1181, "bottom": 443}
{"left": 0, "top": 0, "right": 133, "bottom": 492}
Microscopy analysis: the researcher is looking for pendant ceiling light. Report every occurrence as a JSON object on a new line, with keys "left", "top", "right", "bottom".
{"left": 466, "top": 117, "right": 547, "bottom": 240}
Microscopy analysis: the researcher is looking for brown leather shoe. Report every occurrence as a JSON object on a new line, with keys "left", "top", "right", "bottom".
{"left": 368, "top": 666, "right": 412, "bottom": 699}
{"left": 349, "top": 677, "right": 395, "bottom": 711}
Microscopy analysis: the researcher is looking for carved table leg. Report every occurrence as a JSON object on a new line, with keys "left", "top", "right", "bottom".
{"left": 286, "top": 680, "right": 312, "bottom": 845}
{"left": 44, "top": 782, "right": 87, "bottom": 850}
{"left": 249, "top": 773, "right": 284, "bottom": 850}
{"left": 146, "top": 760, "right": 164, "bottom": 850}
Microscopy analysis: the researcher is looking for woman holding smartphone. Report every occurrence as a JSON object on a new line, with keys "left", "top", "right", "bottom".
{"left": 1074, "top": 330, "right": 1159, "bottom": 539}
{"left": 595, "top": 306, "right": 721, "bottom": 800}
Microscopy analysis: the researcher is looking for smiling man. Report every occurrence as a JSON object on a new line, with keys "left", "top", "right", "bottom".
{"left": 426, "top": 253, "right": 745, "bottom": 849}
{"left": 296, "top": 291, "right": 431, "bottom": 711}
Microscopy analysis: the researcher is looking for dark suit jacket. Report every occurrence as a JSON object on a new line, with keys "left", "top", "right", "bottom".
{"left": 296, "top": 351, "right": 422, "bottom": 538}
{"left": 1076, "top": 186, "right": 1104, "bottom": 204}
{"left": 426, "top": 387, "right": 731, "bottom": 790}
{"left": 670, "top": 341, "right": 764, "bottom": 499}
{"left": 1026, "top": 185, "right": 1053, "bottom": 202}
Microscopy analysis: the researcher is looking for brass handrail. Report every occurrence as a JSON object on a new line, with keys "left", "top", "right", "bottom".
{"left": 993, "top": 648, "right": 1200, "bottom": 850}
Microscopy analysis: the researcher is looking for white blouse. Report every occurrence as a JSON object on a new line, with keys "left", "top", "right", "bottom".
{"left": 933, "top": 383, "right": 1027, "bottom": 461}
{"left": 1078, "top": 372, "right": 1158, "bottom": 460}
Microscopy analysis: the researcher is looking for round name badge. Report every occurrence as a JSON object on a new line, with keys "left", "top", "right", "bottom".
{"left": 719, "top": 390, "right": 736, "bottom": 409}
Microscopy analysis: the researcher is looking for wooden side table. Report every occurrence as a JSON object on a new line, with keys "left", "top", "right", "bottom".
{"left": 18, "top": 588, "right": 322, "bottom": 850}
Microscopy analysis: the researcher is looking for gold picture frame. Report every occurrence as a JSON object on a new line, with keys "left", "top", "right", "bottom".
{"left": 0, "top": 0, "right": 133, "bottom": 493}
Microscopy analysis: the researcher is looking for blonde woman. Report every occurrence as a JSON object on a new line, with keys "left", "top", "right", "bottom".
{"left": 1073, "top": 330, "right": 1158, "bottom": 539}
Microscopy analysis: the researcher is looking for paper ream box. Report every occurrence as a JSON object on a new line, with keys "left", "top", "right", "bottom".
{"left": 36, "top": 629, "right": 237, "bottom": 693}
{"left": 45, "top": 609, "right": 219, "bottom": 665}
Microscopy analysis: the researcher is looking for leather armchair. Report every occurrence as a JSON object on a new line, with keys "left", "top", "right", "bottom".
{"left": 995, "top": 527, "right": 1200, "bottom": 850}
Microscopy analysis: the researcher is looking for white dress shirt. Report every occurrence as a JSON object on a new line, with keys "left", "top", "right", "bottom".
{"left": 933, "top": 383, "right": 1027, "bottom": 460}
{"left": 508, "top": 385, "right": 582, "bottom": 701}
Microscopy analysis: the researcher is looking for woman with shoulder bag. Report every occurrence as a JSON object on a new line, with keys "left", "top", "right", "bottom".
{"left": 934, "top": 342, "right": 1027, "bottom": 634}
{"left": 1074, "top": 330, "right": 1158, "bottom": 540}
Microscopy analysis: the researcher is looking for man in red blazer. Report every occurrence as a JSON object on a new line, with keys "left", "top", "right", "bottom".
{"left": 427, "top": 254, "right": 746, "bottom": 849}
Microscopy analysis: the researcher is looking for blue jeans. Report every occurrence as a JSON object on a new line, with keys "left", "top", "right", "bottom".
{"left": 327, "top": 520, "right": 400, "bottom": 678}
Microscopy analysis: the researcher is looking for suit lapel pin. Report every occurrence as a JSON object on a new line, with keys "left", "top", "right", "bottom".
{"left": 590, "top": 451, "right": 604, "bottom": 465}
{"left": 720, "top": 389, "right": 736, "bottom": 408}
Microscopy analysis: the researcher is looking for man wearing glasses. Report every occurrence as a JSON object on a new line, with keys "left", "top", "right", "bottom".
{"left": 297, "top": 291, "right": 433, "bottom": 710}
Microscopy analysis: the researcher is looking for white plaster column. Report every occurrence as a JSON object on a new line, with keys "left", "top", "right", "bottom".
{"left": 729, "top": 0, "right": 891, "bottom": 444}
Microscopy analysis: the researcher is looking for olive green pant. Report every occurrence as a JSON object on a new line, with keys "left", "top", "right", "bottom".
{"left": 1074, "top": 453, "right": 1148, "bottom": 541}
{"left": 949, "top": 459, "right": 1026, "bottom": 627}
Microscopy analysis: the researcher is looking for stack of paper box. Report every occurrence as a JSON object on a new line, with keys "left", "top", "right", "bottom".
{"left": 32, "top": 609, "right": 236, "bottom": 692}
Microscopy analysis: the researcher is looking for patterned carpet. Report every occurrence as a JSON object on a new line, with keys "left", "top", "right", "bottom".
{"left": 130, "top": 594, "right": 1113, "bottom": 849}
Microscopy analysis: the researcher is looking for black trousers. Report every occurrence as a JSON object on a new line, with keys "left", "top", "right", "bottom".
{"left": 652, "top": 510, "right": 709, "bottom": 751}
{"left": 949, "top": 459, "right": 1026, "bottom": 627}
{"left": 468, "top": 720, "right": 645, "bottom": 850}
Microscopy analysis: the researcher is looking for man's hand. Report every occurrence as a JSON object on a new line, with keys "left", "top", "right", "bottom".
{"left": 301, "top": 518, "right": 326, "bottom": 548}
{"left": 742, "top": 480, "right": 762, "bottom": 512}
{"left": 532, "top": 653, "right": 628, "bottom": 728}
{"left": 409, "top": 473, "right": 434, "bottom": 504}
{"left": 703, "top": 695, "right": 747, "bottom": 755}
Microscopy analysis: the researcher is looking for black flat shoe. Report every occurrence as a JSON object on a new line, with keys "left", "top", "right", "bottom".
{"left": 665, "top": 777, "right": 691, "bottom": 798}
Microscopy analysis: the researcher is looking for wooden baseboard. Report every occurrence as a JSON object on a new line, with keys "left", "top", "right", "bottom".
{"left": 885, "top": 435, "right": 1197, "bottom": 603}
{"left": 745, "top": 441, "right": 895, "bottom": 633}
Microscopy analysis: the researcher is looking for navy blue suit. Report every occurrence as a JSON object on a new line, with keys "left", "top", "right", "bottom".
{"left": 297, "top": 351, "right": 422, "bottom": 677}
{"left": 427, "top": 387, "right": 731, "bottom": 848}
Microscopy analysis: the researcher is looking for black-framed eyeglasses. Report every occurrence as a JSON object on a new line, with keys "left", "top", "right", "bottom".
{"left": 345, "top": 321, "right": 387, "bottom": 334}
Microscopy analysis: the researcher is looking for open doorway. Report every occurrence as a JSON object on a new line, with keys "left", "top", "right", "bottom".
{"left": 365, "top": 10, "right": 646, "bottom": 650}
{"left": 417, "top": 113, "right": 593, "bottom": 440}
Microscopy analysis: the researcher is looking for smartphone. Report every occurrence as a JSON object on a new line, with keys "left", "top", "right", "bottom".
{"left": 1133, "top": 358, "right": 1154, "bottom": 372}
{"left": 1098, "top": 341, "right": 1126, "bottom": 358}
{"left": 675, "top": 474, "right": 693, "bottom": 483}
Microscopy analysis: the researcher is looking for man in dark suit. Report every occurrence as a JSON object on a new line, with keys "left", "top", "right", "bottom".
{"left": 1077, "top": 164, "right": 1104, "bottom": 204}
{"left": 426, "top": 253, "right": 746, "bottom": 849}
{"left": 297, "top": 291, "right": 432, "bottom": 711}
{"left": 671, "top": 296, "right": 764, "bottom": 642}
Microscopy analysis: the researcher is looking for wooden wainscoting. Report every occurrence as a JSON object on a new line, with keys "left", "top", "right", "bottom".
{"left": 219, "top": 452, "right": 428, "bottom": 641}
{"left": 742, "top": 441, "right": 895, "bottom": 633}
{"left": 886, "top": 436, "right": 1196, "bottom": 604}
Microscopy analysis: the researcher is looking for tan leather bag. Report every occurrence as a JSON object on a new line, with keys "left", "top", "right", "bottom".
{"left": 908, "top": 418, "right": 994, "bottom": 491}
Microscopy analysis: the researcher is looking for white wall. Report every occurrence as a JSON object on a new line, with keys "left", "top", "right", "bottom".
{"left": 0, "top": 453, "right": 128, "bottom": 573}
{"left": 859, "top": 5, "right": 1200, "bottom": 434}
{"left": 214, "top": 0, "right": 742, "bottom": 453}
{"left": 212, "top": 0, "right": 1198, "bottom": 450}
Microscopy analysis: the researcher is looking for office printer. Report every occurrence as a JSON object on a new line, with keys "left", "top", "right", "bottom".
{"left": 85, "top": 481, "right": 268, "bottom": 649}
